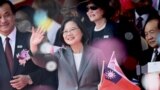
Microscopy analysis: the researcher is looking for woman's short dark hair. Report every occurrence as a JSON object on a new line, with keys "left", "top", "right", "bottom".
{"left": 0, "top": 0, "right": 16, "bottom": 14}
{"left": 59, "top": 16, "right": 89, "bottom": 46}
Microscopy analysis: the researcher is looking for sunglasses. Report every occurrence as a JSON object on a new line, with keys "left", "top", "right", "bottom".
{"left": 86, "top": 5, "right": 98, "bottom": 11}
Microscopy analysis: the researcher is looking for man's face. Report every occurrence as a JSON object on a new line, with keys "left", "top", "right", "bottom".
{"left": 0, "top": 3, "right": 15, "bottom": 36}
{"left": 145, "top": 19, "right": 160, "bottom": 48}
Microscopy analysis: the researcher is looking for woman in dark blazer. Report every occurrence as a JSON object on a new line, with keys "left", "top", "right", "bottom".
{"left": 30, "top": 17, "right": 105, "bottom": 90}
{"left": 77, "top": 0, "right": 117, "bottom": 44}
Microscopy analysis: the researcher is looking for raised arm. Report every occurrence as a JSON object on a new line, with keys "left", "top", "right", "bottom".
{"left": 30, "top": 27, "right": 45, "bottom": 54}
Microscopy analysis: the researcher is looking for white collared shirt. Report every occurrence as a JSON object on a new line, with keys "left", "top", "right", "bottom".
{"left": 135, "top": 12, "right": 149, "bottom": 29}
{"left": 0, "top": 27, "right": 17, "bottom": 56}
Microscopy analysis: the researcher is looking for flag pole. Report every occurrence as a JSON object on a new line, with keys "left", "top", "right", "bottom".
{"left": 99, "top": 60, "right": 105, "bottom": 85}
{"left": 110, "top": 51, "right": 115, "bottom": 62}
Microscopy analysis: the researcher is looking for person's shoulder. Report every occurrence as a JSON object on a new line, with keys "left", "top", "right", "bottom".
{"left": 143, "top": 47, "right": 153, "bottom": 55}
{"left": 143, "top": 47, "right": 153, "bottom": 52}
{"left": 84, "top": 45, "right": 106, "bottom": 60}
{"left": 106, "top": 20, "right": 118, "bottom": 29}
{"left": 17, "top": 30, "right": 31, "bottom": 37}
{"left": 54, "top": 46, "right": 71, "bottom": 54}
{"left": 84, "top": 45, "right": 103, "bottom": 54}
{"left": 16, "top": 31, "right": 31, "bottom": 42}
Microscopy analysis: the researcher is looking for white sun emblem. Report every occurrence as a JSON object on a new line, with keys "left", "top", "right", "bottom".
{"left": 105, "top": 70, "right": 116, "bottom": 80}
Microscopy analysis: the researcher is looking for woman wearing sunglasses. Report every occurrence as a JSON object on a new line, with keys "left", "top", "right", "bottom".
{"left": 30, "top": 17, "right": 105, "bottom": 90}
{"left": 78, "top": 0, "right": 118, "bottom": 44}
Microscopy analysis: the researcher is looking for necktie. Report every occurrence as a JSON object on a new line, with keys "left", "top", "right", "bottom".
{"left": 152, "top": 49, "right": 158, "bottom": 62}
{"left": 136, "top": 17, "right": 143, "bottom": 34}
{"left": 5, "top": 37, "right": 13, "bottom": 73}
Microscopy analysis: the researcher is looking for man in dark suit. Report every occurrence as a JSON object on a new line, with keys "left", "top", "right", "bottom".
{"left": 0, "top": 0, "right": 58, "bottom": 90}
{"left": 139, "top": 16, "right": 160, "bottom": 90}
{"left": 141, "top": 17, "right": 160, "bottom": 65}
{"left": 132, "top": 0, "right": 159, "bottom": 37}
{"left": 117, "top": 0, "right": 159, "bottom": 84}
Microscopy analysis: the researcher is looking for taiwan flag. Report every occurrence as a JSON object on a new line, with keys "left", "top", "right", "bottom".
{"left": 99, "top": 51, "right": 140, "bottom": 90}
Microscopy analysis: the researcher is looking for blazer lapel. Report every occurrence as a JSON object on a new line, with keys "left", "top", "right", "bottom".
{"left": 147, "top": 49, "right": 153, "bottom": 62}
{"left": 64, "top": 47, "right": 78, "bottom": 82}
{"left": 78, "top": 46, "right": 90, "bottom": 81}
{"left": 156, "top": 54, "right": 160, "bottom": 61}
{"left": 13, "top": 31, "right": 25, "bottom": 75}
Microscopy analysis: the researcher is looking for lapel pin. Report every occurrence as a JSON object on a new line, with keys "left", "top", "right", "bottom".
{"left": 17, "top": 45, "right": 23, "bottom": 48}
{"left": 104, "top": 35, "right": 109, "bottom": 38}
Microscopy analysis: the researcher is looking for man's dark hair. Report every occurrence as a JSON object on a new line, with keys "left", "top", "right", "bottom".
{"left": 146, "top": 16, "right": 160, "bottom": 29}
{"left": 0, "top": 0, "right": 16, "bottom": 14}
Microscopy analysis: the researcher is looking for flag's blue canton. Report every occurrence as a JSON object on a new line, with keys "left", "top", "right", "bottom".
{"left": 104, "top": 66, "right": 121, "bottom": 84}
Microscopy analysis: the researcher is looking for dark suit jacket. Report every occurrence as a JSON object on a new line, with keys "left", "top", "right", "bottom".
{"left": 0, "top": 31, "right": 57, "bottom": 90}
{"left": 140, "top": 48, "right": 160, "bottom": 66}
{"left": 87, "top": 21, "right": 117, "bottom": 44}
{"left": 139, "top": 48, "right": 160, "bottom": 90}
{"left": 114, "top": 7, "right": 158, "bottom": 81}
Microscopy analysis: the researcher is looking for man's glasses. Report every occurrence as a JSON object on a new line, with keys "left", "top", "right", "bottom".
{"left": 86, "top": 5, "right": 98, "bottom": 12}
